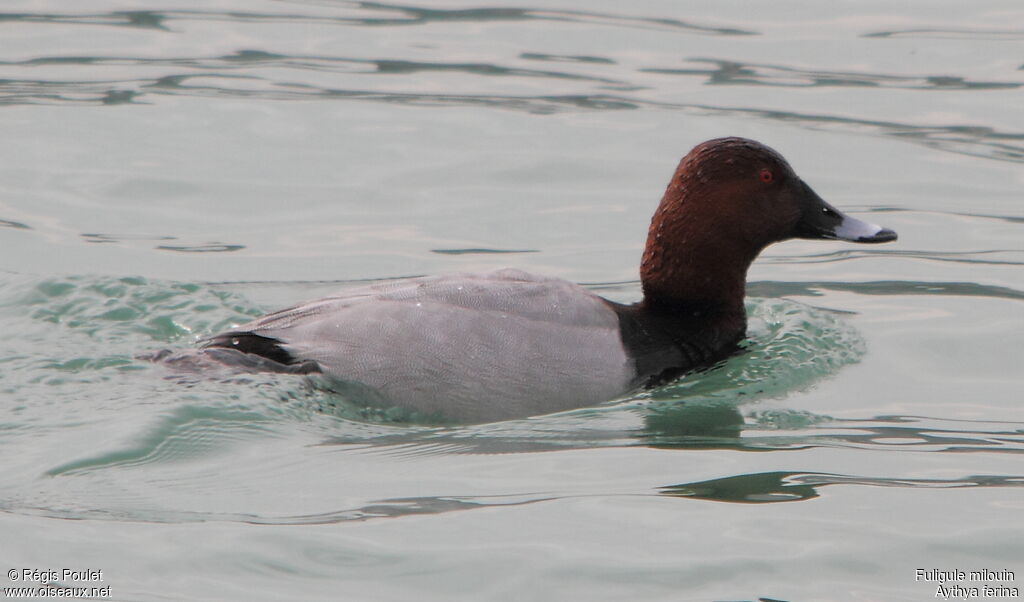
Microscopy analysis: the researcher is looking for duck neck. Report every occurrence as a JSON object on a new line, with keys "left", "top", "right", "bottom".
{"left": 640, "top": 242, "right": 751, "bottom": 324}
{"left": 638, "top": 185, "right": 759, "bottom": 329}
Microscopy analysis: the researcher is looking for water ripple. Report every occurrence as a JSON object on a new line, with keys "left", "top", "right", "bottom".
{"left": 45, "top": 405, "right": 278, "bottom": 476}
{"left": 0, "top": 219, "right": 31, "bottom": 231}
{"left": 1, "top": 6, "right": 1021, "bottom": 164}
{"left": 7, "top": 468, "right": 1023, "bottom": 525}
{"left": 430, "top": 248, "right": 539, "bottom": 255}
{"left": 3, "top": 74, "right": 1019, "bottom": 163}
{"left": 8, "top": 275, "right": 261, "bottom": 346}
{"left": 762, "top": 248, "right": 1024, "bottom": 268}
{"left": 0, "top": 5, "right": 755, "bottom": 35}
{"left": 7, "top": 51, "right": 626, "bottom": 85}
{"left": 863, "top": 28, "right": 1024, "bottom": 40}
{"left": 643, "top": 57, "right": 1021, "bottom": 90}
{"left": 691, "top": 103, "right": 1024, "bottom": 163}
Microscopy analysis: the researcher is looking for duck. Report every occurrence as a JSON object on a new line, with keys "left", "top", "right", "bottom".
{"left": 194, "top": 137, "right": 896, "bottom": 423}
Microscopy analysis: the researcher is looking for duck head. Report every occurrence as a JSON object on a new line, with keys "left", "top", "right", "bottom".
{"left": 640, "top": 137, "right": 896, "bottom": 314}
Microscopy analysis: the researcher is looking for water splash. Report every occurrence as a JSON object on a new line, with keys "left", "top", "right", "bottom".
{"left": 682, "top": 298, "right": 863, "bottom": 400}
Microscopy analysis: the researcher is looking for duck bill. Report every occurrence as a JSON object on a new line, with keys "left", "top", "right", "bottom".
{"left": 795, "top": 180, "right": 897, "bottom": 243}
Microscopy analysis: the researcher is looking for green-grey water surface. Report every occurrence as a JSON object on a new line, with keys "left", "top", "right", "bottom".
{"left": 1, "top": 1, "right": 1022, "bottom": 600}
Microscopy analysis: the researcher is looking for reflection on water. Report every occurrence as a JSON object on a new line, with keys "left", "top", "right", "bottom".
{"left": 320, "top": 408, "right": 1024, "bottom": 457}
{"left": 9, "top": 412, "right": 1023, "bottom": 525}
{"left": 17, "top": 467, "right": 1024, "bottom": 525}
{"left": 648, "top": 412, "right": 1024, "bottom": 455}
{"left": 661, "top": 471, "right": 1024, "bottom": 504}
{"left": 748, "top": 279, "right": 1024, "bottom": 302}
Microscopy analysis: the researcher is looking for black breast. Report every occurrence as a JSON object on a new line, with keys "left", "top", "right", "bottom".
{"left": 608, "top": 301, "right": 745, "bottom": 388}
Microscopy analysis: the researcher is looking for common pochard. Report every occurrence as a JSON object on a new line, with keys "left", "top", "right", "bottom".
{"left": 195, "top": 137, "right": 896, "bottom": 422}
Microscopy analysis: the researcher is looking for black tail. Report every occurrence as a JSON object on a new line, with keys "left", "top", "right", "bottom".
{"left": 201, "top": 332, "right": 320, "bottom": 374}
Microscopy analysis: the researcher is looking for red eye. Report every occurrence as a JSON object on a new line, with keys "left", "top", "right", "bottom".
{"left": 759, "top": 168, "right": 774, "bottom": 184}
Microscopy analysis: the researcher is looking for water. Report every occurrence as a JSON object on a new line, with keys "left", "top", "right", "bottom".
{"left": 2, "top": 1, "right": 1023, "bottom": 600}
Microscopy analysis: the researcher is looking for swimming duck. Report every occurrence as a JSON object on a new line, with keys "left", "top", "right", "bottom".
{"left": 197, "top": 137, "right": 896, "bottom": 422}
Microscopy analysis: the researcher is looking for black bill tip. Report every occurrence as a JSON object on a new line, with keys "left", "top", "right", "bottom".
{"left": 855, "top": 226, "right": 898, "bottom": 243}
